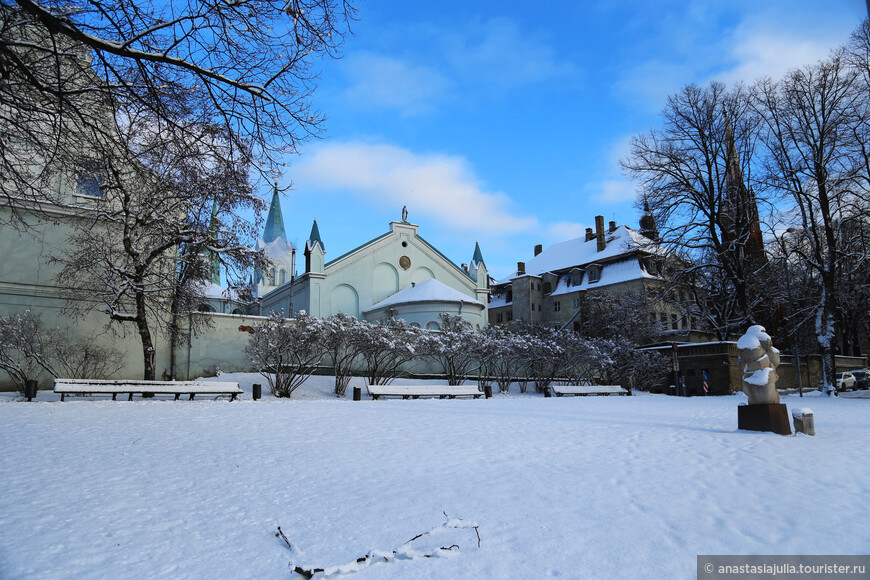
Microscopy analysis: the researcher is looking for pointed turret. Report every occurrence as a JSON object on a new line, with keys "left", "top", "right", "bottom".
{"left": 304, "top": 219, "right": 326, "bottom": 274}
{"left": 639, "top": 197, "right": 659, "bottom": 242}
{"left": 468, "top": 241, "right": 489, "bottom": 299}
{"left": 307, "top": 219, "right": 325, "bottom": 252}
{"left": 262, "top": 183, "right": 287, "bottom": 244}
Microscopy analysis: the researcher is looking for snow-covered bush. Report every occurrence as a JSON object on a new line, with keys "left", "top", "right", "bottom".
{"left": 416, "top": 313, "right": 478, "bottom": 386}
{"left": 516, "top": 324, "right": 567, "bottom": 393}
{"left": 245, "top": 311, "right": 324, "bottom": 398}
{"left": 321, "top": 313, "right": 364, "bottom": 397}
{"left": 482, "top": 325, "right": 528, "bottom": 394}
{"left": 600, "top": 339, "right": 669, "bottom": 392}
{"left": 0, "top": 311, "right": 126, "bottom": 393}
{"left": 351, "top": 309, "right": 419, "bottom": 386}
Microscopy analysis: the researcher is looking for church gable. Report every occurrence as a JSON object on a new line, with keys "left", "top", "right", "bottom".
{"left": 322, "top": 221, "right": 477, "bottom": 313}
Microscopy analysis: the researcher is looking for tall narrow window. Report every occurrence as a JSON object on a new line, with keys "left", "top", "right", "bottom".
{"left": 76, "top": 161, "right": 104, "bottom": 198}
{"left": 279, "top": 269, "right": 286, "bottom": 285}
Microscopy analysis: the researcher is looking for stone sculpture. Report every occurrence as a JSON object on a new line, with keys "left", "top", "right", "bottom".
{"left": 737, "top": 325, "right": 781, "bottom": 405}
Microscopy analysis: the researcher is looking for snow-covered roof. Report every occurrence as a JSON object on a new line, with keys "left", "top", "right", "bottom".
{"left": 497, "top": 226, "right": 662, "bottom": 285}
{"left": 364, "top": 278, "right": 483, "bottom": 313}
{"left": 550, "top": 258, "right": 656, "bottom": 295}
{"left": 256, "top": 235, "right": 294, "bottom": 258}
{"left": 199, "top": 281, "right": 239, "bottom": 301}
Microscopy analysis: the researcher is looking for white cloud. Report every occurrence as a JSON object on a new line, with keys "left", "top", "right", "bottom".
{"left": 586, "top": 179, "right": 639, "bottom": 204}
{"left": 715, "top": 22, "right": 844, "bottom": 85}
{"left": 444, "top": 17, "right": 576, "bottom": 91}
{"left": 341, "top": 52, "right": 450, "bottom": 116}
{"left": 293, "top": 141, "right": 538, "bottom": 236}
{"left": 546, "top": 221, "right": 589, "bottom": 242}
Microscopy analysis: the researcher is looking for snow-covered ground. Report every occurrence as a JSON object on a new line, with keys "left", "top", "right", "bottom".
{"left": 1, "top": 376, "right": 868, "bottom": 579}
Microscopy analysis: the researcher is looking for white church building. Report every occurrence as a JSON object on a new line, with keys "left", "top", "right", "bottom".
{"left": 252, "top": 195, "right": 490, "bottom": 329}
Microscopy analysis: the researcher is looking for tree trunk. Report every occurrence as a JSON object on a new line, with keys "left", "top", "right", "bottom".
{"left": 135, "top": 288, "right": 156, "bottom": 381}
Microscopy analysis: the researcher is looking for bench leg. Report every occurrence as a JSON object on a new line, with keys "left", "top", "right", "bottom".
{"left": 128, "top": 393, "right": 133, "bottom": 401}
{"left": 60, "top": 393, "right": 65, "bottom": 402}
{"left": 189, "top": 393, "right": 195, "bottom": 401}
{"left": 112, "top": 393, "right": 117, "bottom": 401}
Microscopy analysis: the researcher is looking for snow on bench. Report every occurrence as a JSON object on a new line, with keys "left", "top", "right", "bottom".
{"left": 366, "top": 384, "right": 483, "bottom": 400}
{"left": 549, "top": 384, "right": 628, "bottom": 397}
{"left": 53, "top": 379, "right": 243, "bottom": 401}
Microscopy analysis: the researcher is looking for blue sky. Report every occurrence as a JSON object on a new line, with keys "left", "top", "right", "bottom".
{"left": 273, "top": 0, "right": 865, "bottom": 280}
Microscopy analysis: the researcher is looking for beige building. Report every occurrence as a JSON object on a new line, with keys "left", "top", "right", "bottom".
{"left": 488, "top": 212, "right": 701, "bottom": 339}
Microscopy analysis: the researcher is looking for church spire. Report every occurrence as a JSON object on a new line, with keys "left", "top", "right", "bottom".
{"left": 262, "top": 182, "right": 286, "bottom": 244}
{"left": 471, "top": 242, "right": 485, "bottom": 268}
{"left": 307, "top": 219, "right": 324, "bottom": 251}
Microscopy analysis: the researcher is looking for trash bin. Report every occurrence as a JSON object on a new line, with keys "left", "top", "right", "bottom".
{"left": 484, "top": 385, "right": 492, "bottom": 399}
{"left": 353, "top": 386, "right": 361, "bottom": 401}
{"left": 252, "top": 383, "right": 262, "bottom": 401}
{"left": 24, "top": 380, "right": 37, "bottom": 401}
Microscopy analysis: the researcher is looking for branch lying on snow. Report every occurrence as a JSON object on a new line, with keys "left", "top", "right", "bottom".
{"left": 278, "top": 512, "right": 481, "bottom": 578}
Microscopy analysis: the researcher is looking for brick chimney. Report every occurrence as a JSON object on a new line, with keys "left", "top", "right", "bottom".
{"left": 585, "top": 227, "right": 595, "bottom": 242}
{"left": 609, "top": 220, "right": 617, "bottom": 233}
{"left": 595, "top": 215, "right": 606, "bottom": 252}
{"left": 534, "top": 244, "right": 543, "bottom": 256}
{"left": 517, "top": 261, "right": 526, "bottom": 275}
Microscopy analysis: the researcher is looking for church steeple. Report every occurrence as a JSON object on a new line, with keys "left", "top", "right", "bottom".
{"left": 304, "top": 219, "right": 325, "bottom": 274}
{"left": 262, "top": 183, "right": 286, "bottom": 244}
{"left": 307, "top": 219, "right": 324, "bottom": 251}
{"left": 471, "top": 242, "right": 485, "bottom": 269}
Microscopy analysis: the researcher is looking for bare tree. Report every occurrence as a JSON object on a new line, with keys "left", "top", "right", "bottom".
{"left": 622, "top": 82, "right": 769, "bottom": 337}
{"left": 1, "top": 0, "right": 355, "bottom": 222}
{"left": 752, "top": 51, "right": 864, "bottom": 388}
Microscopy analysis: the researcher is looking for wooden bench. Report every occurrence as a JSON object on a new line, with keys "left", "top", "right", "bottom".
{"left": 54, "top": 379, "right": 243, "bottom": 401}
{"left": 367, "top": 384, "right": 483, "bottom": 400}
{"left": 549, "top": 384, "right": 628, "bottom": 397}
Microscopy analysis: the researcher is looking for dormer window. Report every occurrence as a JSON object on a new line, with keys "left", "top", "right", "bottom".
{"left": 588, "top": 265, "right": 601, "bottom": 283}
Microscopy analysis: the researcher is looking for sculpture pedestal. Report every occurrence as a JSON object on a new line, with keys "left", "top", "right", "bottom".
{"left": 738, "top": 403, "right": 792, "bottom": 435}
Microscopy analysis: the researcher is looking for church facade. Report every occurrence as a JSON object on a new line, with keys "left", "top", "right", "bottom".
{"left": 252, "top": 199, "right": 489, "bottom": 329}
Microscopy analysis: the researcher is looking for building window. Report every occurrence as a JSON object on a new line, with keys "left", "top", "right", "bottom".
{"left": 671, "top": 314, "right": 678, "bottom": 330}
{"left": 572, "top": 297, "right": 580, "bottom": 309}
{"left": 543, "top": 282, "right": 552, "bottom": 294}
{"left": 270, "top": 268, "right": 277, "bottom": 285}
{"left": 279, "top": 269, "right": 286, "bottom": 285}
{"left": 76, "top": 161, "right": 104, "bottom": 198}
{"left": 506, "top": 312, "right": 513, "bottom": 321}
{"left": 506, "top": 289, "right": 513, "bottom": 302}
{"left": 554, "top": 301, "right": 561, "bottom": 312}
{"left": 660, "top": 313, "right": 668, "bottom": 331}
{"left": 496, "top": 313, "right": 503, "bottom": 323}
{"left": 588, "top": 267, "right": 601, "bottom": 283}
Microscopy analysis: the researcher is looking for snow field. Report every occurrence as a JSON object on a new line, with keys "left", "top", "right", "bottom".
{"left": 0, "top": 376, "right": 868, "bottom": 579}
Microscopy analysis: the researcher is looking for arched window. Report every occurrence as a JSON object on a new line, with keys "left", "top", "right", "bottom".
{"left": 231, "top": 308, "right": 243, "bottom": 315}
{"left": 279, "top": 269, "right": 286, "bottom": 285}
{"left": 426, "top": 321, "right": 441, "bottom": 330}
{"left": 270, "top": 268, "right": 277, "bottom": 285}
{"left": 197, "top": 303, "right": 216, "bottom": 313}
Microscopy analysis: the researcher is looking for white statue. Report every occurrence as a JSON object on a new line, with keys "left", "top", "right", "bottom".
{"left": 737, "top": 325, "right": 781, "bottom": 405}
